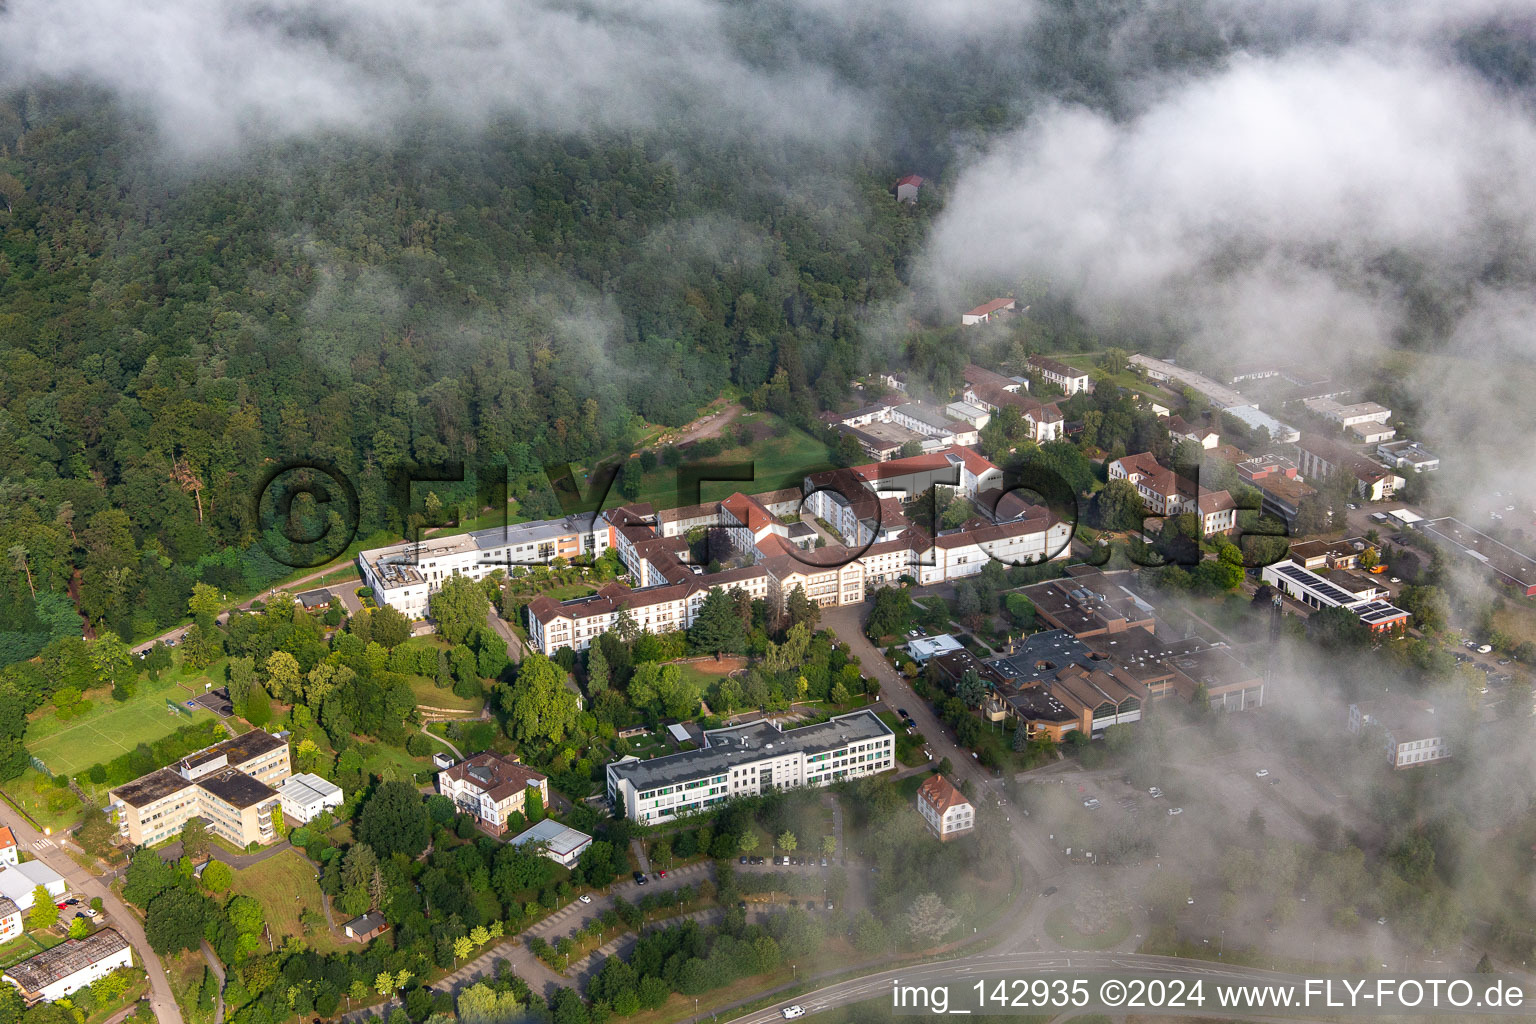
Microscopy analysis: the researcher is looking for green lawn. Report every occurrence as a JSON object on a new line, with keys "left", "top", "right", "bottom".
{"left": 595, "top": 411, "right": 833, "bottom": 510}
{"left": 405, "top": 674, "right": 485, "bottom": 713}
{"left": 27, "top": 659, "right": 226, "bottom": 777}
{"left": 1044, "top": 905, "right": 1132, "bottom": 950}
{"left": 227, "top": 849, "right": 346, "bottom": 953}
{"left": 0, "top": 930, "right": 64, "bottom": 970}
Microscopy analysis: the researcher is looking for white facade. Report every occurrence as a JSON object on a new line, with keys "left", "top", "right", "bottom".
{"left": 0, "top": 899, "right": 20, "bottom": 943}
{"left": 360, "top": 514, "right": 612, "bottom": 619}
{"left": 606, "top": 711, "right": 895, "bottom": 825}
{"left": 277, "top": 773, "right": 344, "bottom": 824}
{"left": 0, "top": 862, "right": 65, "bottom": 910}
{"left": 1349, "top": 702, "right": 1450, "bottom": 769}
{"left": 1027, "top": 356, "right": 1092, "bottom": 395}
{"left": 3, "top": 931, "right": 133, "bottom": 1005}
{"left": 0, "top": 828, "right": 16, "bottom": 867}
{"left": 916, "top": 776, "right": 975, "bottom": 841}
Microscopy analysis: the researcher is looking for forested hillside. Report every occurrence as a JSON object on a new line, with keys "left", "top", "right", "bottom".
{"left": 0, "top": 93, "right": 938, "bottom": 658}
{"left": 0, "top": 0, "right": 1260, "bottom": 672}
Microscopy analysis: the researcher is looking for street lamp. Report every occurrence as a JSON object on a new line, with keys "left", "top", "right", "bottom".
{"left": 792, "top": 964, "right": 797, "bottom": 982}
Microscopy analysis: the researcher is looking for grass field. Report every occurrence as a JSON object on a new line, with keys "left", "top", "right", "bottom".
{"left": 594, "top": 411, "right": 833, "bottom": 511}
{"left": 27, "top": 661, "right": 225, "bottom": 777}
{"left": 0, "top": 930, "right": 63, "bottom": 970}
{"left": 405, "top": 672, "right": 485, "bottom": 714}
{"left": 227, "top": 850, "right": 345, "bottom": 953}
{"left": 1044, "top": 905, "right": 1132, "bottom": 950}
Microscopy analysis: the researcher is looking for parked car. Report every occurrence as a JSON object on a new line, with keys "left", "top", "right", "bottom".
{"left": 740, "top": 856, "right": 748, "bottom": 865}
{"left": 825, "top": 900, "right": 834, "bottom": 911}
{"left": 820, "top": 857, "right": 827, "bottom": 867}
{"left": 1478, "top": 644, "right": 1493, "bottom": 654}
{"left": 1168, "top": 807, "right": 1183, "bottom": 816}
{"left": 1082, "top": 797, "right": 1101, "bottom": 809}
{"left": 1039, "top": 886, "right": 1057, "bottom": 897}
{"left": 1255, "top": 769, "right": 1270, "bottom": 778}
{"left": 1148, "top": 786, "right": 1162, "bottom": 798}
{"left": 897, "top": 708, "right": 909, "bottom": 718}
{"left": 578, "top": 894, "right": 593, "bottom": 904}
{"left": 633, "top": 872, "right": 647, "bottom": 885}
{"left": 657, "top": 869, "right": 667, "bottom": 878}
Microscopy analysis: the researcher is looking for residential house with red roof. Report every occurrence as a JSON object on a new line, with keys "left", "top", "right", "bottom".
{"left": 916, "top": 775, "right": 975, "bottom": 840}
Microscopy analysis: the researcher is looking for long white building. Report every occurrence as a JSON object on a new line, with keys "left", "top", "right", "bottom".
{"left": 359, "top": 513, "right": 612, "bottom": 619}
{"left": 605, "top": 710, "right": 895, "bottom": 824}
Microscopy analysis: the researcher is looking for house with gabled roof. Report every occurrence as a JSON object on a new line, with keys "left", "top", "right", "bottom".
{"left": 916, "top": 775, "right": 975, "bottom": 841}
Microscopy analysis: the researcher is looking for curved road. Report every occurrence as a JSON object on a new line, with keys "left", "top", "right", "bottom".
{"left": 721, "top": 951, "right": 1326, "bottom": 1024}
{"left": 2, "top": 814, "right": 184, "bottom": 1024}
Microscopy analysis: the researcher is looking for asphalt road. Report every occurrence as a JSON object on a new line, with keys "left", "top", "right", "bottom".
{"left": 720, "top": 950, "right": 1327, "bottom": 1024}
{"left": 819, "top": 604, "right": 1066, "bottom": 884}
{"left": 3, "top": 815, "right": 184, "bottom": 1024}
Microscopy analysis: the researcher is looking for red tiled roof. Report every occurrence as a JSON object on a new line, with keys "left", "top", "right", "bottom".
{"left": 896, "top": 175, "right": 924, "bottom": 187}
{"left": 721, "top": 493, "right": 776, "bottom": 534}
{"left": 964, "top": 298, "right": 1014, "bottom": 318}
{"left": 0, "top": 826, "right": 14, "bottom": 852}
{"left": 917, "top": 774, "right": 970, "bottom": 815}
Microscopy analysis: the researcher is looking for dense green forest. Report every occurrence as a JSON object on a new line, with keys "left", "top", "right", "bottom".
{"left": 0, "top": 90, "right": 942, "bottom": 657}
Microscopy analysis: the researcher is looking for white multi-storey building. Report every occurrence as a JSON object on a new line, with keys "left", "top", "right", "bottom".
{"left": 1349, "top": 699, "right": 1450, "bottom": 769}
{"left": 1027, "top": 355, "right": 1093, "bottom": 395}
{"left": 359, "top": 514, "right": 612, "bottom": 619}
{"left": 916, "top": 774, "right": 975, "bottom": 841}
{"left": 437, "top": 753, "right": 550, "bottom": 836}
{"left": 606, "top": 711, "right": 895, "bottom": 824}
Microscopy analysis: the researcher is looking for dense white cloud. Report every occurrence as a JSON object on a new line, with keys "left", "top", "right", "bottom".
{"left": 0, "top": 0, "right": 867, "bottom": 155}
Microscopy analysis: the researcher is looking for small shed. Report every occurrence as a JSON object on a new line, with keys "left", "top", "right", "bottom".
{"left": 344, "top": 913, "right": 388, "bottom": 942}
{"left": 295, "top": 589, "right": 334, "bottom": 611}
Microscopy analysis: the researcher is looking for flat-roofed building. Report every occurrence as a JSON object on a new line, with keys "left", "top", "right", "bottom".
{"left": 438, "top": 753, "right": 550, "bottom": 835}
{"left": 1252, "top": 474, "right": 1318, "bottom": 528}
{"left": 1261, "top": 562, "right": 1411, "bottom": 633}
{"left": 1419, "top": 517, "right": 1536, "bottom": 597}
{"left": 359, "top": 513, "right": 613, "bottom": 619}
{"left": 1376, "top": 440, "right": 1439, "bottom": 473}
{"left": 1304, "top": 397, "right": 1392, "bottom": 428}
{"left": 916, "top": 775, "right": 975, "bottom": 841}
{"left": 277, "top": 773, "right": 344, "bottom": 824}
{"left": 108, "top": 731, "right": 290, "bottom": 848}
{"left": 1165, "top": 647, "right": 1264, "bottom": 712}
{"left": 606, "top": 710, "right": 894, "bottom": 825}
{"left": 509, "top": 819, "right": 593, "bottom": 867}
{"left": 3, "top": 929, "right": 133, "bottom": 1005}
{"left": 1018, "top": 573, "right": 1156, "bottom": 639}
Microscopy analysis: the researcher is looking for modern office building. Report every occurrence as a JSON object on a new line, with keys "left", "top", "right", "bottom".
{"left": 108, "top": 732, "right": 291, "bottom": 848}
{"left": 605, "top": 710, "right": 895, "bottom": 824}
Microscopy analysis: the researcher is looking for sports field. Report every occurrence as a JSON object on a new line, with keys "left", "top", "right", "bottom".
{"left": 27, "top": 664, "right": 222, "bottom": 777}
